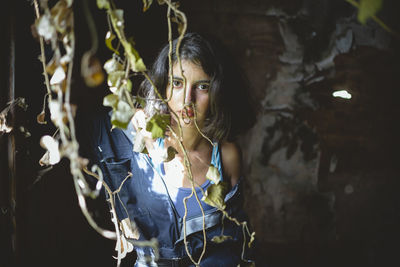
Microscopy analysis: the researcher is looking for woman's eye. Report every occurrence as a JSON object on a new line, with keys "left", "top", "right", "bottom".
{"left": 197, "top": 84, "right": 210, "bottom": 91}
{"left": 172, "top": 80, "right": 183, "bottom": 88}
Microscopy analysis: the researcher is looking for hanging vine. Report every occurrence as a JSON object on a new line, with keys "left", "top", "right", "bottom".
{"left": 32, "top": 0, "right": 255, "bottom": 266}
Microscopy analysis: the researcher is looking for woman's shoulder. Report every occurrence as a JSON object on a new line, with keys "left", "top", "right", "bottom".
{"left": 220, "top": 141, "right": 242, "bottom": 186}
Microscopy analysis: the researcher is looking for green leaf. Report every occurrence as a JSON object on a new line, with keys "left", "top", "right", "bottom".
{"left": 105, "top": 31, "right": 120, "bottom": 55}
{"left": 97, "top": 0, "right": 110, "bottom": 9}
{"left": 206, "top": 165, "right": 221, "bottom": 184}
{"left": 358, "top": 0, "right": 383, "bottom": 24}
{"left": 107, "top": 71, "right": 125, "bottom": 93}
{"left": 136, "top": 96, "right": 146, "bottom": 108}
{"left": 165, "top": 146, "right": 178, "bottom": 162}
{"left": 104, "top": 58, "right": 123, "bottom": 74}
{"left": 146, "top": 113, "right": 171, "bottom": 139}
{"left": 124, "top": 42, "right": 147, "bottom": 72}
{"left": 122, "top": 79, "right": 132, "bottom": 93}
{"left": 132, "top": 57, "right": 147, "bottom": 72}
{"left": 110, "top": 9, "right": 125, "bottom": 31}
{"left": 110, "top": 100, "right": 135, "bottom": 129}
{"left": 103, "top": 94, "right": 119, "bottom": 109}
{"left": 211, "top": 235, "right": 233, "bottom": 244}
{"left": 202, "top": 182, "right": 229, "bottom": 210}
{"left": 107, "top": 71, "right": 125, "bottom": 87}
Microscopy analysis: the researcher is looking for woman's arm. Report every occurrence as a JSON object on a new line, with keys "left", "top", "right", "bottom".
{"left": 221, "top": 141, "right": 242, "bottom": 187}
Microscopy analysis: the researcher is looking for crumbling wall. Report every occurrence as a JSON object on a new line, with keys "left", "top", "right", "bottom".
{"left": 183, "top": 0, "right": 400, "bottom": 265}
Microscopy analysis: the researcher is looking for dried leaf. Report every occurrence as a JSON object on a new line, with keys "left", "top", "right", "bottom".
{"left": 206, "top": 165, "right": 221, "bottom": 184}
{"left": 39, "top": 151, "right": 51, "bottom": 166}
{"left": 97, "top": 0, "right": 110, "bottom": 9}
{"left": 114, "top": 234, "right": 129, "bottom": 260}
{"left": 0, "top": 114, "right": 12, "bottom": 134}
{"left": 37, "top": 110, "right": 47, "bottom": 124}
{"left": 45, "top": 50, "right": 61, "bottom": 75}
{"left": 104, "top": 58, "right": 123, "bottom": 74}
{"left": 142, "top": 0, "right": 153, "bottom": 11}
{"left": 60, "top": 45, "right": 73, "bottom": 65}
{"left": 48, "top": 100, "right": 67, "bottom": 126}
{"left": 121, "top": 218, "right": 139, "bottom": 240}
{"left": 105, "top": 31, "right": 120, "bottom": 55}
{"left": 36, "top": 14, "right": 57, "bottom": 41}
{"left": 50, "top": 0, "right": 72, "bottom": 34}
{"left": 358, "top": 0, "right": 383, "bottom": 24}
{"left": 50, "top": 66, "right": 66, "bottom": 85}
{"left": 39, "top": 135, "right": 61, "bottom": 165}
{"left": 146, "top": 113, "right": 171, "bottom": 139}
{"left": 81, "top": 53, "right": 105, "bottom": 87}
{"left": 211, "top": 235, "right": 232, "bottom": 243}
{"left": 202, "top": 182, "right": 229, "bottom": 210}
{"left": 133, "top": 130, "right": 146, "bottom": 153}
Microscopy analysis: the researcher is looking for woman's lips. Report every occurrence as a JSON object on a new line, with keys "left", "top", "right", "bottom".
{"left": 181, "top": 107, "right": 194, "bottom": 118}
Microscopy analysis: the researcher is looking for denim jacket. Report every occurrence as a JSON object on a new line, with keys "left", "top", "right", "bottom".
{"left": 81, "top": 110, "right": 251, "bottom": 266}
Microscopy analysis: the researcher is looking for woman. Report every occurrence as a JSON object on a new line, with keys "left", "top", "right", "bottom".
{"left": 84, "top": 33, "right": 255, "bottom": 266}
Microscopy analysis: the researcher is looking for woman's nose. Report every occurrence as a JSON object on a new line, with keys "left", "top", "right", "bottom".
{"left": 184, "top": 85, "right": 194, "bottom": 104}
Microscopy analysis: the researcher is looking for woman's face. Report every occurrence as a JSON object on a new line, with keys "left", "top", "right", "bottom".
{"left": 166, "top": 60, "right": 211, "bottom": 128}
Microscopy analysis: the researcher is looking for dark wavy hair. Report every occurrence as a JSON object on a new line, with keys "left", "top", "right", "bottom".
{"left": 141, "top": 32, "right": 256, "bottom": 141}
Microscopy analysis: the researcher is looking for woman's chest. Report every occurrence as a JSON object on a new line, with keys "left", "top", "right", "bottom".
{"left": 163, "top": 152, "right": 210, "bottom": 188}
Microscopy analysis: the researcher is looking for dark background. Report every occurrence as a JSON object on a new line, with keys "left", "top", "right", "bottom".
{"left": 1, "top": 0, "right": 400, "bottom": 266}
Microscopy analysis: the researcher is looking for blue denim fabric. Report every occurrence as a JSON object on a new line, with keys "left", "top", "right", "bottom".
{"left": 84, "top": 110, "right": 252, "bottom": 265}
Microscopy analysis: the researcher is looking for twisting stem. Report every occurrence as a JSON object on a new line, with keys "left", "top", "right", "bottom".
{"left": 163, "top": 0, "right": 188, "bottom": 107}
{"left": 192, "top": 103, "right": 214, "bottom": 147}
{"left": 142, "top": 71, "right": 184, "bottom": 138}
{"left": 168, "top": 126, "right": 207, "bottom": 266}
{"left": 124, "top": 60, "right": 135, "bottom": 108}
{"left": 83, "top": 167, "right": 159, "bottom": 258}
{"left": 64, "top": 35, "right": 76, "bottom": 140}
{"left": 83, "top": 0, "right": 99, "bottom": 54}
{"left": 33, "top": 0, "right": 52, "bottom": 99}
{"left": 165, "top": 4, "right": 174, "bottom": 102}
{"left": 72, "top": 174, "right": 117, "bottom": 239}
